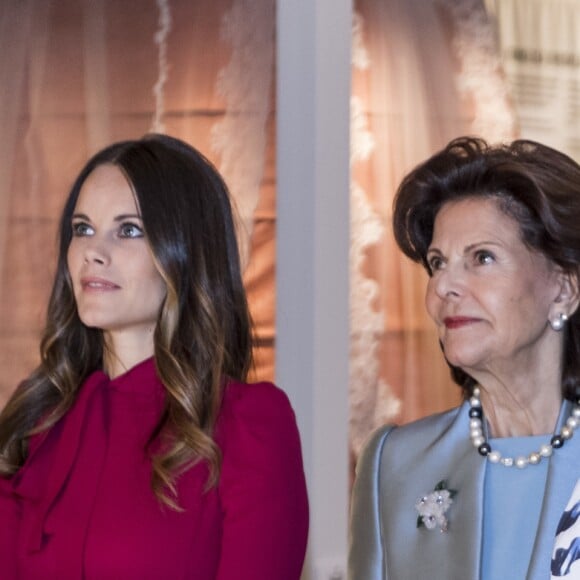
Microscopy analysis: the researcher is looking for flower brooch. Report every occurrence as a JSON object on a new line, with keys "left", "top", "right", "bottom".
{"left": 415, "top": 480, "right": 457, "bottom": 533}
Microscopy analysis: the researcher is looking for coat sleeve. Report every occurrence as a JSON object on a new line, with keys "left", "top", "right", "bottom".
{"left": 215, "top": 382, "right": 309, "bottom": 580}
{"left": 0, "top": 476, "right": 18, "bottom": 577}
{"left": 348, "top": 425, "right": 395, "bottom": 580}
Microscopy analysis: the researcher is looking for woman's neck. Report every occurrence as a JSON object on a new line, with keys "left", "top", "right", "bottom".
{"left": 465, "top": 345, "right": 564, "bottom": 437}
{"left": 478, "top": 386, "right": 562, "bottom": 438}
{"left": 102, "top": 331, "right": 155, "bottom": 379}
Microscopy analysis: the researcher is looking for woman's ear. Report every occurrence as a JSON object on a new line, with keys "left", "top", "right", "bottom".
{"left": 554, "top": 267, "right": 580, "bottom": 316}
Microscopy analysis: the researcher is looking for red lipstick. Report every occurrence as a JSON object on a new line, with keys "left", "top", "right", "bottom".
{"left": 443, "top": 316, "right": 478, "bottom": 329}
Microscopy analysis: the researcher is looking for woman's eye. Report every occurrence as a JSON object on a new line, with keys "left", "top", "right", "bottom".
{"left": 72, "top": 222, "right": 94, "bottom": 236}
{"left": 428, "top": 256, "right": 444, "bottom": 272}
{"left": 474, "top": 250, "right": 494, "bottom": 265}
{"left": 118, "top": 222, "right": 144, "bottom": 238}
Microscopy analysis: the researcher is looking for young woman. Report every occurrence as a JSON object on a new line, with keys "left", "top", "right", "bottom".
{"left": 0, "top": 134, "right": 309, "bottom": 579}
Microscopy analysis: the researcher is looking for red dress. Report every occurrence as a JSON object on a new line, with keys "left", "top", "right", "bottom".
{"left": 0, "top": 358, "right": 309, "bottom": 579}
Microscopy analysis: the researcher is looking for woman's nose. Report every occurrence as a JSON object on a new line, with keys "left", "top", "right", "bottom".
{"left": 83, "top": 238, "right": 110, "bottom": 266}
{"left": 432, "top": 264, "right": 464, "bottom": 300}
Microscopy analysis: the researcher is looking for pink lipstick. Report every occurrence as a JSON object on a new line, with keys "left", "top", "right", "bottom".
{"left": 80, "top": 277, "right": 120, "bottom": 291}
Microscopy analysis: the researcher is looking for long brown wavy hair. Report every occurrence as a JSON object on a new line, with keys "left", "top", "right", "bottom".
{"left": 0, "top": 134, "right": 253, "bottom": 508}
{"left": 393, "top": 136, "right": 580, "bottom": 401}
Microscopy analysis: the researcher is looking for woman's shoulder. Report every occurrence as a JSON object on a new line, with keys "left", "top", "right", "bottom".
{"left": 215, "top": 379, "right": 308, "bottom": 515}
{"left": 393, "top": 404, "right": 463, "bottom": 438}
{"left": 219, "top": 379, "right": 295, "bottom": 424}
{"left": 215, "top": 379, "right": 299, "bottom": 450}
{"left": 358, "top": 404, "right": 465, "bottom": 471}
{"left": 222, "top": 378, "right": 291, "bottom": 406}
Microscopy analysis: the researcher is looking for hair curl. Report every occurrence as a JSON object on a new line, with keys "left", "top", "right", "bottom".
{"left": 393, "top": 136, "right": 580, "bottom": 400}
{"left": 0, "top": 134, "right": 253, "bottom": 508}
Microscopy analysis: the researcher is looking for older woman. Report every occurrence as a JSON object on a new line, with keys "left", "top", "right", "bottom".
{"left": 349, "top": 137, "right": 580, "bottom": 580}
{"left": 0, "top": 134, "right": 309, "bottom": 579}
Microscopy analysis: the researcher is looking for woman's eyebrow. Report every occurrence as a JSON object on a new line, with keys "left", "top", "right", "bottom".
{"left": 113, "top": 213, "right": 143, "bottom": 222}
{"left": 464, "top": 240, "right": 502, "bottom": 252}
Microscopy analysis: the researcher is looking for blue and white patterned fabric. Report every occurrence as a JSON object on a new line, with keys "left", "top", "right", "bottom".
{"left": 552, "top": 480, "right": 580, "bottom": 578}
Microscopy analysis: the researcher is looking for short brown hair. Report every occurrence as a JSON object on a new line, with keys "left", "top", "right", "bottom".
{"left": 393, "top": 136, "right": 580, "bottom": 399}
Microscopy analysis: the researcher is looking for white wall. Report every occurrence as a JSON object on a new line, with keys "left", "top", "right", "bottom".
{"left": 276, "top": 1, "right": 352, "bottom": 579}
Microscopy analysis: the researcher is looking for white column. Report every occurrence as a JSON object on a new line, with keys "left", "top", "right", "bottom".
{"left": 276, "top": 1, "right": 352, "bottom": 579}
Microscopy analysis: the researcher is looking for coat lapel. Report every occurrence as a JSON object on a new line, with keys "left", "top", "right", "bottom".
{"left": 380, "top": 402, "right": 485, "bottom": 580}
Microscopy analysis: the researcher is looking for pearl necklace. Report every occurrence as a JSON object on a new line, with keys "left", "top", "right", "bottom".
{"left": 468, "top": 386, "right": 580, "bottom": 468}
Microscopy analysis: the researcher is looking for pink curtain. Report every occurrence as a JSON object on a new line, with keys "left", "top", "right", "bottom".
{"left": 349, "top": 0, "right": 517, "bottom": 457}
{"left": 0, "top": 0, "right": 520, "bottom": 459}
{"left": 0, "top": 0, "right": 276, "bottom": 405}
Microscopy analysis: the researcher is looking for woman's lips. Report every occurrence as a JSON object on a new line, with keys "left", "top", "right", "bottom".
{"left": 80, "top": 277, "right": 120, "bottom": 290}
{"left": 443, "top": 316, "right": 479, "bottom": 329}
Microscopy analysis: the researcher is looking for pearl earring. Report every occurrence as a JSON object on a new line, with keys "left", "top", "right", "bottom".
{"left": 550, "top": 313, "right": 569, "bottom": 331}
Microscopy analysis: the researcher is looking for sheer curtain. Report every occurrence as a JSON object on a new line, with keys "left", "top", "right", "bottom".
{"left": 0, "top": 0, "right": 526, "bottom": 463}
{"left": 0, "top": 0, "right": 276, "bottom": 405}
{"left": 349, "top": 0, "right": 517, "bottom": 457}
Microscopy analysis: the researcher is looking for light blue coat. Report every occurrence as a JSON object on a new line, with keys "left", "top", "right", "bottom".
{"left": 348, "top": 401, "right": 579, "bottom": 580}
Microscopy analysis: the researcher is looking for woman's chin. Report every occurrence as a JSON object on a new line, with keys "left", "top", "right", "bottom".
{"left": 443, "top": 349, "right": 483, "bottom": 374}
{"left": 78, "top": 314, "right": 109, "bottom": 331}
